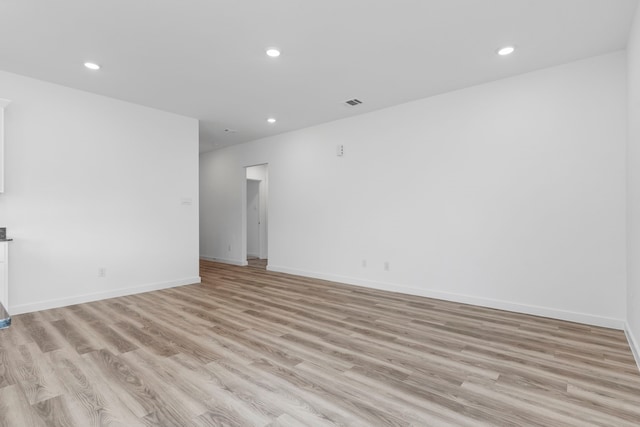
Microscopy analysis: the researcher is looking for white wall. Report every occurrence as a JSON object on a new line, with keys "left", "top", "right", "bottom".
{"left": 0, "top": 70, "right": 200, "bottom": 314}
{"left": 201, "top": 52, "right": 627, "bottom": 328}
{"left": 200, "top": 149, "right": 247, "bottom": 265}
{"left": 627, "top": 5, "right": 640, "bottom": 366}
{"left": 246, "top": 164, "right": 268, "bottom": 182}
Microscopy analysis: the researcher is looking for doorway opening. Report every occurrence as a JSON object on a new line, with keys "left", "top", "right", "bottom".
{"left": 245, "top": 164, "right": 268, "bottom": 269}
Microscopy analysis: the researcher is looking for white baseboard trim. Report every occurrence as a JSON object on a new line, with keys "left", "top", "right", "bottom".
{"left": 10, "top": 276, "right": 201, "bottom": 315}
{"left": 267, "top": 264, "right": 625, "bottom": 330}
{"left": 625, "top": 323, "right": 640, "bottom": 372}
{"left": 200, "top": 256, "right": 248, "bottom": 266}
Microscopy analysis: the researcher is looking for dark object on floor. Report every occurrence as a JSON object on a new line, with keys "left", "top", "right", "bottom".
{"left": 0, "top": 301, "right": 10, "bottom": 329}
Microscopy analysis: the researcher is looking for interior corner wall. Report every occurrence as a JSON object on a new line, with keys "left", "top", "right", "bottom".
{"left": 626, "top": 4, "right": 640, "bottom": 366}
{"left": 200, "top": 52, "right": 627, "bottom": 328}
{"left": 0, "top": 70, "right": 200, "bottom": 314}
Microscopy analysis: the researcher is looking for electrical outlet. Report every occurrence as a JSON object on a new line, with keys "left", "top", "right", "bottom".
{"left": 384, "top": 261, "right": 390, "bottom": 271}
{"left": 362, "top": 259, "right": 367, "bottom": 268}
{"left": 228, "top": 244, "right": 231, "bottom": 252}
{"left": 98, "top": 268, "right": 106, "bottom": 278}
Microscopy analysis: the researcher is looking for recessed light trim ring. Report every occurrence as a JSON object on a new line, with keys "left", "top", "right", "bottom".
{"left": 266, "top": 48, "right": 281, "bottom": 58}
{"left": 497, "top": 46, "right": 516, "bottom": 56}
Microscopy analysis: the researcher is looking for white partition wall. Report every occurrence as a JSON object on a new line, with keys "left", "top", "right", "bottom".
{"left": 0, "top": 242, "right": 8, "bottom": 311}
{"left": 0, "top": 98, "right": 9, "bottom": 193}
{"left": 0, "top": 71, "right": 199, "bottom": 314}
{"left": 0, "top": 99, "right": 9, "bottom": 314}
{"left": 626, "top": 3, "right": 640, "bottom": 368}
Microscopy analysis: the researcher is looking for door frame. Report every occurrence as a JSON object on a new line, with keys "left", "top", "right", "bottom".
{"left": 243, "top": 163, "right": 269, "bottom": 265}
{"left": 246, "top": 178, "right": 261, "bottom": 259}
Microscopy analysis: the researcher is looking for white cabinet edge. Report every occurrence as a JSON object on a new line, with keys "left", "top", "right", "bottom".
{"left": 0, "top": 242, "right": 8, "bottom": 311}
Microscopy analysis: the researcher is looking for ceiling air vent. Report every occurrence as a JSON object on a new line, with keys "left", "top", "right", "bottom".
{"left": 344, "top": 98, "right": 363, "bottom": 106}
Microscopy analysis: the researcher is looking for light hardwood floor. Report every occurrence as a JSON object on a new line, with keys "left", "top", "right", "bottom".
{"left": 1, "top": 260, "right": 639, "bottom": 426}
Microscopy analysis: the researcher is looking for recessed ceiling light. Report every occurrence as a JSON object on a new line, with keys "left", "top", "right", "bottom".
{"left": 497, "top": 46, "right": 516, "bottom": 56}
{"left": 267, "top": 118, "right": 277, "bottom": 124}
{"left": 84, "top": 62, "right": 101, "bottom": 70}
{"left": 266, "top": 48, "right": 281, "bottom": 58}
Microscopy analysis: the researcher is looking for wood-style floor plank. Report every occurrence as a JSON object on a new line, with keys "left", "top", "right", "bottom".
{"left": 0, "top": 259, "right": 639, "bottom": 426}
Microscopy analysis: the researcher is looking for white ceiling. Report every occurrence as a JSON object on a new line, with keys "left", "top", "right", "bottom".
{"left": 0, "top": 0, "right": 637, "bottom": 153}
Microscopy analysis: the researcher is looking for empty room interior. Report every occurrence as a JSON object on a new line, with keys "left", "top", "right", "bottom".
{"left": 2, "top": 0, "right": 640, "bottom": 425}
